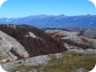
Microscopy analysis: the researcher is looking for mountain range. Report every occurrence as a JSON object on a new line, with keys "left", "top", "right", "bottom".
{"left": 0, "top": 14, "right": 96, "bottom": 28}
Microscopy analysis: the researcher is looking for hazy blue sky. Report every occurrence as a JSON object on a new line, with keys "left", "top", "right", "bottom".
{"left": 0, "top": 0, "right": 96, "bottom": 18}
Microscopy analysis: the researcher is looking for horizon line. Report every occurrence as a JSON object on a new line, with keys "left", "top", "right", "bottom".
{"left": 0, "top": 14, "right": 96, "bottom": 19}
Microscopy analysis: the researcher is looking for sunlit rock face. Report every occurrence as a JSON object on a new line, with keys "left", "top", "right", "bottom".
{"left": 0, "top": 25, "right": 96, "bottom": 72}
{"left": 0, "top": 30, "right": 29, "bottom": 62}
{"left": 0, "top": 24, "right": 67, "bottom": 63}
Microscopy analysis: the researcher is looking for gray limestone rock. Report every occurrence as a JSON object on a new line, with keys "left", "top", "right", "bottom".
{"left": 0, "top": 30, "right": 29, "bottom": 62}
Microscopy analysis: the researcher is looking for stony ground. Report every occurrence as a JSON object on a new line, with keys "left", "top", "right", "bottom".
{"left": 6, "top": 52, "right": 96, "bottom": 72}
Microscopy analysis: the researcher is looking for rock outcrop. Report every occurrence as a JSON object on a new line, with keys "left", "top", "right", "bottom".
{"left": 0, "top": 30, "right": 29, "bottom": 62}
{"left": 0, "top": 25, "right": 67, "bottom": 62}
{"left": 45, "top": 29, "right": 96, "bottom": 54}
{"left": 0, "top": 25, "right": 96, "bottom": 72}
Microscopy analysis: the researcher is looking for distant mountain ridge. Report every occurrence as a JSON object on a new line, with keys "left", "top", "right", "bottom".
{"left": 0, "top": 15, "right": 96, "bottom": 28}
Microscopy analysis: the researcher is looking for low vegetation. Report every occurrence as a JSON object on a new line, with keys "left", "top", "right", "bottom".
{"left": 11, "top": 52, "right": 96, "bottom": 72}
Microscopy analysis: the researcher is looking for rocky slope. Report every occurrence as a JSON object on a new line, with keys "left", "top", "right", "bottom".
{"left": 45, "top": 29, "right": 96, "bottom": 57}
{"left": 2, "top": 52, "right": 96, "bottom": 72}
{"left": 0, "top": 25, "right": 96, "bottom": 72}
{"left": 0, "top": 24, "right": 67, "bottom": 63}
{"left": 81, "top": 29, "right": 96, "bottom": 39}
{"left": 0, "top": 30, "right": 29, "bottom": 62}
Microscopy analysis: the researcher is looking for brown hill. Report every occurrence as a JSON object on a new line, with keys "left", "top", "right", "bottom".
{"left": 0, "top": 24, "right": 67, "bottom": 57}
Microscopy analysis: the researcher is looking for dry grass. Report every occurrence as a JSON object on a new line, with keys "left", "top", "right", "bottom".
{"left": 11, "top": 52, "right": 96, "bottom": 72}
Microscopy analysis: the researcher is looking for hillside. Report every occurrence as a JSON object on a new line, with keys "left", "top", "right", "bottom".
{"left": 0, "top": 25, "right": 95, "bottom": 72}
{"left": 0, "top": 25, "right": 67, "bottom": 61}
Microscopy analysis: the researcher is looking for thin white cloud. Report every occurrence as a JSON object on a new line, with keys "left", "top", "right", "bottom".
{"left": 0, "top": 0, "right": 7, "bottom": 8}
